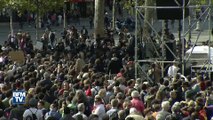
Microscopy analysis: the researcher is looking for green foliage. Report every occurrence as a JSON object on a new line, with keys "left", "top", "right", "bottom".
{"left": 0, "top": 0, "right": 64, "bottom": 15}
{"left": 191, "top": 0, "right": 213, "bottom": 5}
{"left": 0, "top": 0, "right": 6, "bottom": 10}
{"left": 123, "top": 0, "right": 144, "bottom": 15}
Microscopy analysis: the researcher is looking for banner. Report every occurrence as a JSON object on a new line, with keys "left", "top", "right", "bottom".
{"left": 8, "top": 50, "right": 25, "bottom": 64}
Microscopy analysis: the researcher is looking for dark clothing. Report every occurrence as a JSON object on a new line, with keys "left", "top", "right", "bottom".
{"left": 107, "top": 57, "right": 123, "bottom": 74}
{"left": 39, "top": 79, "right": 53, "bottom": 89}
{"left": 9, "top": 105, "right": 26, "bottom": 120}
{"left": 206, "top": 105, "right": 213, "bottom": 120}
{"left": 60, "top": 114, "right": 74, "bottom": 120}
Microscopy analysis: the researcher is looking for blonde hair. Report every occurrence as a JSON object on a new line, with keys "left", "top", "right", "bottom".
{"left": 98, "top": 89, "right": 106, "bottom": 98}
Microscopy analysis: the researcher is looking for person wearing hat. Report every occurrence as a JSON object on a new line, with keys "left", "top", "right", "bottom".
{"left": 92, "top": 95, "right": 106, "bottom": 119}
{"left": 131, "top": 90, "right": 145, "bottom": 114}
{"left": 23, "top": 98, "right": 43, "bottom": 120}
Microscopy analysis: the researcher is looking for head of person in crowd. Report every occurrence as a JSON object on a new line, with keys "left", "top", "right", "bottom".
{"left": 49, "top": 103, "right": 58, "bottom": 112}
{"left": 77, "top": 103, "right": 85, "bottom": 113}
{"left": 29, "top": 98, "right": 38, "bottom": 108}
{"left": 162, "top": 101, "right": 171, "bottom": 111}
{"left": 94, "top": 95, "right": 103, "bottom": 105}
{"left": 88, "top": 114, "right": 99, "bottom": 120}
{"left": 37, "top": 100, "right": 45, "bottom": 110}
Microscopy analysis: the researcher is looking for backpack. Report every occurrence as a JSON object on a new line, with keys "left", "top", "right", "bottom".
{"left": 26, "top": 109, "right": 38, "bottom": 120}
{"left": 109, "top": 110, "right": 119, "bottom": 120}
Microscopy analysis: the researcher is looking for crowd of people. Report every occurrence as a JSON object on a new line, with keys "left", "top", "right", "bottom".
{"left": 0, "top": 18, "right": 212, "bottom": 120}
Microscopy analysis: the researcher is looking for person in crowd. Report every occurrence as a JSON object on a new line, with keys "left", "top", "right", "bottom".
{"left": 9, "top": 104, "right": 26, "bottom": 120}
{"left": 167, "top": 62, "right": 179, "bottom": 78}
{"left": 37, "top": 100, "right": 48, "bottom": 119}
{"left": 131, "top": 91, "right": 145, "bottom": 115}
{"left": 92, "top": 95, "right": 106, "bottom": 119}
{"left": 0, "top": 16, "right": 212, "bottom": 120}
{"left": 156, "top": 101, "right": 171, "bottom": 120}
{"left": 125, "top": 108, "right": 145, "bottom": 120}
{"left": 23, "top": 98, "right": 43, "bottom": 120}
{"left": 106, "top": 99, "right": 119, "bottom": 117}
{"left": 45, "top": 103, "right": 61, "bottom": 120}
{"left": 72, "top": 103, "right": 88, "bottom": 120}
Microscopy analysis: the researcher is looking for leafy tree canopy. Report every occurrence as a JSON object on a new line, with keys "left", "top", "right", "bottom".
{"left": 0, "top": 0, "right": 64, "bottom": 15}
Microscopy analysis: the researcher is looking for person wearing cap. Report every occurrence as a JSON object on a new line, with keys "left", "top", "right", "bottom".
{"left": 131, "top": 90, "right": 145, "bottom": 114}
{"left": 23, "top": 98, "right": 43, "bottom": 120}
{"left": 92, "top": 95, "right": 106, "bottom": 119}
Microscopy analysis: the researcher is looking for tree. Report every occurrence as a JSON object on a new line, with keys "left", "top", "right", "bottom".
{"left": 0, "top": 0, "right": 64, "bottom": 41}
{"left": 18, "top": 0, "right": 64, "bottom": 40}
{"left": 0, "top": 0, "right": 6, "bottom": 10}
{"left": 3, "top": 0, "right": 24, "bottom": 36}
{"left": 94, "top": 0, "right": 105, "bottom": 39}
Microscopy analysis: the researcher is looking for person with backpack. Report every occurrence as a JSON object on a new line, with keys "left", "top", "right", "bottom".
{"left": 23, "top": 98, "right": 43, "bottom": 120}
{"left": 106, "top": 99, "right": 119, "bottom": 120}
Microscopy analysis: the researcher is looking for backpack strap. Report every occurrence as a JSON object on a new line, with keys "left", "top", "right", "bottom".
{"left": 29, "top": 108, "right": 37, "bottom": 115}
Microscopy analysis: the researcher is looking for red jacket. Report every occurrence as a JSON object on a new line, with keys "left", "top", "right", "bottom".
{"left": 131, "top": 98, "right": 145, "bottom": 114}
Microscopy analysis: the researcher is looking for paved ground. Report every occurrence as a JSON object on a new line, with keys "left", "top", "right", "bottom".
{"left": 0, "top": 17, "right": 212, "bottom": 46}
{"left": 0, "top": 18, "right": 94, "bottom": 45}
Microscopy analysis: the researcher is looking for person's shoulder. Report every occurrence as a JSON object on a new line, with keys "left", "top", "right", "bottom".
{"left": 24, "top": 109, "right": 30, "bottom": 113}
{"left": 72, "top": 112, "right": 80, "bottom": 118}
{"left": 36, "top": 109, "right": 43, "bottom": 113}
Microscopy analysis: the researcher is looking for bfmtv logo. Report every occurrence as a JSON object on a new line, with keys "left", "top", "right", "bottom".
{"left": 12, "top": 91, "right": 26, "bottom": 104}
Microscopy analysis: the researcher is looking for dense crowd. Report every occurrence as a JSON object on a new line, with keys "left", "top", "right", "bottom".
{"left": 0, "top": 21, "right": 212, "bottom": 120}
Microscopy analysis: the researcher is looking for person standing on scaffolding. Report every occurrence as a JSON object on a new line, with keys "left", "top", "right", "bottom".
{"left": 167, "top": 61, "right": 180, "bottom": 78}
{"left": 148, "top": 63, "right": 161, "bottom": 83}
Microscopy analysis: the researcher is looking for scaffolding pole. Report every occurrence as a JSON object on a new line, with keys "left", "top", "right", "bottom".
{"left": 134, "top": 0, "right": 212, "bottom": 79}
{"left": 208, "top": 0, "right": 212, "bottom": 79}
{"left": 182, "top": 0, "right": 186, "bottom": 74}
{"left": 134, "top": 0, "right": 138, "bottom": 79}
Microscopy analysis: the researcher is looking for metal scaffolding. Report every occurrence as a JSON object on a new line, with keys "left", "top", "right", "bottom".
{"left": 134, "top": 0, "right": 212, "bottom": 80}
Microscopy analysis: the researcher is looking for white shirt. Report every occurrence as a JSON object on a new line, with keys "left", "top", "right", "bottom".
{"left": 23, "top": 108, "right": 43, "bottom": 120}
{"left": 167, "top": 65, "right": 179, "bottom": 78}
{"left": 72, "top": 112, "right": 88, "bottom": 120}
{"left": 92, "top": 104, "right": 105, "bottom": 119}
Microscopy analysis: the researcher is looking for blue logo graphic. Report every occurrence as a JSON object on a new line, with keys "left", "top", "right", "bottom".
{"left": 12, "top": 91, "right": 26, "bottom": 104}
